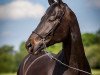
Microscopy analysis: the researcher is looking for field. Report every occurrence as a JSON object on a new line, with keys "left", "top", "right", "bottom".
{"left": 0, "top": 69, "right": 100, "bottom": 75}
{"left": 92, "top": 69, "right": 100, "bottom": 75}
{"left": 0, "top": 73, "right": 16, "bottom": 75}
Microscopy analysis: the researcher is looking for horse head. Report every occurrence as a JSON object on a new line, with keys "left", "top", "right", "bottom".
{"left": 26, "top": 0, "right": 71, "bottom": 54}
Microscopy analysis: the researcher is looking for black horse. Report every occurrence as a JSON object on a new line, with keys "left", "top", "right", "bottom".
{"left": 17, "top": 0, "right": 91, "bottom": 75}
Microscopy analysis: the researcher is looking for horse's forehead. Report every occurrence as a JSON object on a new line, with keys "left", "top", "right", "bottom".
{"left": 46, "top": 4, "right": 59, "bottom": 14}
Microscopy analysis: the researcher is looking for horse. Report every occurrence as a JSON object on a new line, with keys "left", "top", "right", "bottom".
{"left": 17, "top": 0, "right": 91, "bottom": 75}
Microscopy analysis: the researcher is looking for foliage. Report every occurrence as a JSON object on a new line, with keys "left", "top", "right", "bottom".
{"left": 82, "top": 33, "right": 100, "bottom": 46}
{"left": 82, "top": 31, "right": 100, "bottom": 69}
{"left": 85, "top": 44, "right": 100, "bottom": 69}
{"left": 0, "top": 45, "right": 15, "bottom": 73}
{"left": 14, "top": 42, "right": 28, "bottom": 71}
{"left": 0, "top": 42, "right": 28, "bottom": 73}
{"left": 96, "top": 29, "right": 100, "bottom": 35}
{"left": 92, "top": 69, "right": 100, "bottom": 75}
{"left": 0, "top": 73, "right": 16, "bottom": 75}
{"left": 47, "top": 43, "right": 62, "bottom": 54}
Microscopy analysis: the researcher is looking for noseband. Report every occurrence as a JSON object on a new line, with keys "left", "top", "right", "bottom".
{"left": 33, "top": 17, "right": 64, "bottom": 40}
{"left": 32, "top": 7, "right": 65, "bottom": 40}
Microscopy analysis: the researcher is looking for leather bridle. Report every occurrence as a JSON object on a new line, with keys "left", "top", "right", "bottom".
{"left": 32, "top": 6, "right": 65, "bottom": 41}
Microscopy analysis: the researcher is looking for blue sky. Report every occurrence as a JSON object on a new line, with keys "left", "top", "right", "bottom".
{"left": 0, "top": 0, "right": 100, "bottom": 51}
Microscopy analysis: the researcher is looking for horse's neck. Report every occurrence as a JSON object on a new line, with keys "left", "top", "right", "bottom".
{"left": 63, "top": 33, "right": 84, "bottom": 67}
{"left": 62, "top": 21, "right": 91, "bottom": 72}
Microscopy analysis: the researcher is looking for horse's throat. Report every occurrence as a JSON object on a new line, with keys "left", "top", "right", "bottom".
{"left": 53, "top": 50, "right": 68, "bottom": 75}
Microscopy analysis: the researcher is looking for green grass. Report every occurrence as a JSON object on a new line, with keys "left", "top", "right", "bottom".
{"left": 0, "top": 69, "right": 100, "bottom": 75}
{"left": 92, "top": 69, "right": 100, "bottom": 75}
{"left": 0, "top": 73, "right": 16, "bottom": 75}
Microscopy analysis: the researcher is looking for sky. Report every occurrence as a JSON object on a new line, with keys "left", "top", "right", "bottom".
{"left": 0, "top": 0, "right": 100, "bottom": 51}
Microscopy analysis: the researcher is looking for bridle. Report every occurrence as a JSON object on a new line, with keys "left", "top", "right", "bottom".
{"left": 32, "top": 7, "right": 65, "bottom": 41}
{"left": 23, "top": 5, "right": 92, "bottom": 75}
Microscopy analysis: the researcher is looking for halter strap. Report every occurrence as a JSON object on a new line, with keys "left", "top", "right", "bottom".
{"left": 32, "top": 31, "right": 44, "bottom": 39}
{"left": 32, "top": 12, "right": 65, "bottom": 39}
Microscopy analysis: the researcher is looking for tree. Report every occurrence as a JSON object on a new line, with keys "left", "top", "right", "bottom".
{"left": 82, "top": 30, "right": 100, "bottom": 69}
{"left": 96, "top": 29, "right": 100, "bottom": 35}
{"left": 15, "top": 42, "right": 28, "bottom": 71}
{"left": 85, "top": 44, "right": 100, "bottom": 69}
{"left": 82, "top": 33, "right": 100, "bottom": 46}
{"left": 0, "top": 45, "right": 15, "bottom": 73}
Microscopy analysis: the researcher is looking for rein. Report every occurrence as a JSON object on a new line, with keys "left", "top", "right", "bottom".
{"left": 42, "top": 39, "right": 92, "bottom": 75}
{"left": 23, "top": 54, "right": 48, "bottom": 75}
{"left": 23, "top": 39, "right": 92, "bottom": 75}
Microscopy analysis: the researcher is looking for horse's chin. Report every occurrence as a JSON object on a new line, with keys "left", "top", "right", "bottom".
{"left": 32, "top": 45, "right": 44, "bottom": 55}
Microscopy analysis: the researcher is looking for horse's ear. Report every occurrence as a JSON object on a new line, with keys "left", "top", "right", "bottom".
{"left": 48, "top": 0, "right": 55, "bottom": 5}
{"left": 57, "top": 0, "right": 63, "bottom": 4}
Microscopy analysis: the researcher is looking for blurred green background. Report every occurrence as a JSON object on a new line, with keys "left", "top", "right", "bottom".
{"left": 0, "top": 30, "right": 100, "bottom": 75}
{"left": 0, "top": 0, "right": 100, "bottom": 75}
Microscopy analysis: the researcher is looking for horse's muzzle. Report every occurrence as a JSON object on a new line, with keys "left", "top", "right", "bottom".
{"left": 26, "top": 42, "right": 44, "bottom": 55}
